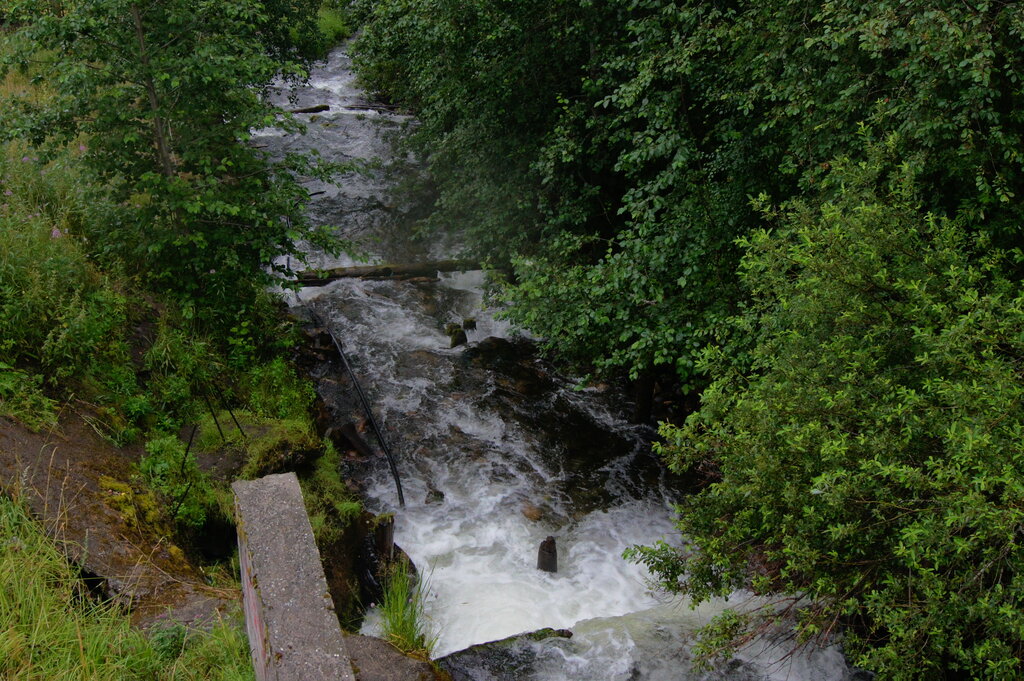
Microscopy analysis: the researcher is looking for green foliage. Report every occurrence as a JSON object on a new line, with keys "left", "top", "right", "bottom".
{"left": 353, "top": 2, "right": 1024, "bottom": 675}
{"left": 2, "top": 0, "right": 344, "bottom": 336}
{"left": 244, "top": 357, "right": 316, "bottom": 421}
{"left": 302, "top": 440, "right": 362, "bottom": 545}
{"left": 0, "top": 143, "right": 160, "bottom": 435}
{"left": 140, "top": 434, "right": 217, "bottom": 529}
{"left": 143, "top": 316, "right": 224, "bottom": 427}
{"left": 641, "top": 153, "right": 1024, "bottom": 679}
{"left": 0, "top": 494, "right": 252, "bottom": 680}
{"left": 317, "top": 5, "right": 350, "bottom": 47}
{"left": 0, "top": 362, "right": 57, "bottom": 431}
{"left": 379, "top": 556, "right": 435, "bottom": 658}
{"left": 351, "top": 0, "right": 610, "bottom": 253}
{"left": 0, "top": 149, "right": 129, "bottom": 382}
{"left": 353, "top": 0, "right": 1024, "bottom": 383}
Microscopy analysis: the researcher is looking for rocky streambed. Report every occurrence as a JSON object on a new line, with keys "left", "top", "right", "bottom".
{"left": 264, "top": 44, "right": 869, "bottom": 681}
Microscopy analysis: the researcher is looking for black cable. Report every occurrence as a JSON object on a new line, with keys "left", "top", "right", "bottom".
{"left": 320, "top": 318, "right": 406, "bottom": 508}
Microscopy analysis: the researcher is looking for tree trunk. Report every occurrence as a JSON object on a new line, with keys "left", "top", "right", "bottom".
{"left": 288, "top": 104, "right": 330, "bottom": 114}
{"left": 296, "top": 260, "right": 481, "bottom": 286}
{"left": 131, "top": 4, "right": 176, "bottom": 181}
{"left": 633, "top": 370, "right": 655, "bottom": 424}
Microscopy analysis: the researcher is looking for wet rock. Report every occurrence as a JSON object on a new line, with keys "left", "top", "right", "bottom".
{"left": 438, "top": 628, "right": 573, "bottom": 681}
{"left": 520, "top": 502, "right": 543, "bottom": 522}
{"left": 289, "top": 104, "right": 330, "bottom": 114}
{"left": 302, "top": 326, "right": 333, "bottom": 350}
{"left": 444, "top": 322, "right": 468, "bottom": 348}
{"left": 314, "top": 398, "right": 334, "bottom": 437}
{"left": 493, "top": 374, "right": 546, "bottom": 398}
{"left": 537, "top": 536, "right": 557, "bottom": 573}
{"left": 394, "top": 349, "right": 448, "bottom": 381}
{"left": 357, "top": 525, "right": 417, "bottom": 610}
{"left": 448, "top": 329, "right": 468, "bottom": 348}
{"left": 326, "top": 422, "right": 377, "bottom": 460}
{"left": 462, "top": 337, "right": 553, "bottom": 397}
{"left": 462, "top": 318, "right": 477, "bottom": 330}
{"left": 465, "top": 335, "right": 516, "bottom": 359}
{"left": 317, "top": 510, "right": 408, "bottom": 630}
{"left": 425, "top": 486, "right": 445, "bottom": 504}
{"left": 343, "top": 633, "right": 442, "bottom": 681}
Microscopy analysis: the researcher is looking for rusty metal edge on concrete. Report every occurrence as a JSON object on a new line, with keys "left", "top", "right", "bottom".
{"left": 233, "top": 472, "right": 355, "bottom": 681}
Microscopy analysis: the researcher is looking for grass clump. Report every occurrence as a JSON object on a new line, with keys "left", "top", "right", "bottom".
{"left": 380, "top": 557, "right": 435, "bottom": 659}
{"left": 302, "top": 440, "right": 362, "bottom": 545}
{"left": 0, "top": 494, "right": 253, "bottom": 680}
{"left": 0, "top": 362, "right": 56, "bottom": 430}
{"left": 242, "top": 357, "right": 316, "bottom": 422}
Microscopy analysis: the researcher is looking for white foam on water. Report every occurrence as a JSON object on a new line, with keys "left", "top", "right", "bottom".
{"left": 514, "top": 598, "right": 859, "bottom": 681}
{"left": 361, "top": 496, "right": 680, "bottom": 657}
{"left": 269, "top": 44, "right": 858, "bottom": 680}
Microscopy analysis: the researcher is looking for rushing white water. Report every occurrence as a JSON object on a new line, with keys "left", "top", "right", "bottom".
{"left": 296, "top": 271, "right": 681, "bottom": 657}
{"left": 267, "top": 46, "right": 863, "bottom": 680}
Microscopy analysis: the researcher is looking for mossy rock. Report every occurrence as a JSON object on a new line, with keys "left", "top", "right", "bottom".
{"left": 192, "top": 410, "right": 322, "bottom": 480}
{"left": 99, "top": 475, "right": 170, "bottom": 534}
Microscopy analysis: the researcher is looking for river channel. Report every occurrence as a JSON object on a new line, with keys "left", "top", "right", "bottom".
{"left": 257, "top": 45, "right": 865, "bottom": 681}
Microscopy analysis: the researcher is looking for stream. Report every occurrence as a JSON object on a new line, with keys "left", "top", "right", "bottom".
{"left": 257, "top": 46, "right": 867, "bottom": 681}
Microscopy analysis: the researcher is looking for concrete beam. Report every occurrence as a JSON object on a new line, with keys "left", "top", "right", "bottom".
{"left": 233, "top": 472, "right": 355, "bottom": 681}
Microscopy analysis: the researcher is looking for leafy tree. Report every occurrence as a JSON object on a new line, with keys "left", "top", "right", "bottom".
{"left": 2, "top": 0, "right": 339, "bottom": 337}
{"left": 350, "top": 0, "right": 622, "bottom": 258}
{"left": 352, "top": 0, "right": 1024, "bottom": 385}
{"left": 351, "top": 2, "right": 1024, "bottom": 673}
{"left": 630, "top": 149, "right": 1024, "bottom": 679}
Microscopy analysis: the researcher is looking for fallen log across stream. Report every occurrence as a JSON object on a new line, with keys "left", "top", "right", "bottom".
{"left": 288, "top": 104, "right": 330, "bottom": 114}
{"left": 296, "top": 260, "right": 480, "bottom": 286}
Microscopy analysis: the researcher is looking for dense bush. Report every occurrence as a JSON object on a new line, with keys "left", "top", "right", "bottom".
{"left": 0, "top": 2, "right": 334, "bottom": 434}
{"left": 352, "top": 0, "right": 1024, "bottom": 384}
{"left": 631, "top": 152, "right": 1024, "bottom": 679}
{"left": 351, "top": 1, "right": 1024, "bottom": 675}
{"left": 2, "top": 0, "right": 343, "bottom": 335}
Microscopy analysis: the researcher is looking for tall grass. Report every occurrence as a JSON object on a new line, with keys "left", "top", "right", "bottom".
{"left": 0, "top": 495, "right": 253, "bottom": 680}
{"left": 379, "top": 557, "right": 436, "bottom": 658}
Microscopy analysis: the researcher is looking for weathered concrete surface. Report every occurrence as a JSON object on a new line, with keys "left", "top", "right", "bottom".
{"left": 233, "top": 472, "right": 355, "bottom": 681}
